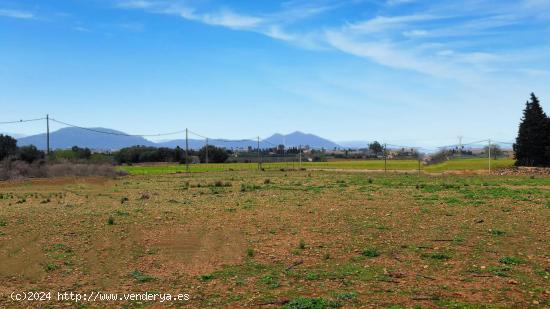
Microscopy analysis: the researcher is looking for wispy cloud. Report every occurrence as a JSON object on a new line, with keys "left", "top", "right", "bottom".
{"left": 113, "top": 0, "right": 550, "bottom": 81}
{"left": 0, "top": 9, "right": 34, "bottom": 19}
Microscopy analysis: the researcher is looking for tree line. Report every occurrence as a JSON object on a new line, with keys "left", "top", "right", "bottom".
{"left": 1, "top": 93, "right": 549, "bottom": 167}
{"left": 0, "top": 137, "right": 231, "bottom": 165}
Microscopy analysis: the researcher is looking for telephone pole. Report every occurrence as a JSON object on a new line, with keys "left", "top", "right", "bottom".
{"left": 205, "top": 138, "right": 209, "bottom": 164}
{"left": 418, "top": 152, "right": 421, "bottom": 176}
{"left": 458, "top": 136, "right": 463, "bottom": 157}
{"left": 488, "top": 139, "right": 491, "bottom": 174}
{"left": 185, "top": 128, "right": 189, "bottom": 173}
{"left": 384, "top": 143, "right": 387, "bottom": 174}
{"left": 46, "top": 114, "right": 50, "bottom": 158}
{"left": 257, "top": 136, "right": 261, "bottom": 170}
{"left": 299, "top": 144, "right": 302, "bottom": 169}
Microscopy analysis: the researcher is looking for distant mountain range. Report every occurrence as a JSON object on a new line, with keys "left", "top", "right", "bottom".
{"left": 16, "top": 127, "right": 341, "bottom": 151}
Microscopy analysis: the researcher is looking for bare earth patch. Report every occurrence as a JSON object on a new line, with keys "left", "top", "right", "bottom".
{"left": 0, "top": 170, "right": 548, "bottom": 308}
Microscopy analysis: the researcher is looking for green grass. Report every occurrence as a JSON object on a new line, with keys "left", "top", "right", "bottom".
{"left": 424, "top": 158, "right": 514, "bottom": 172}
{"left": 119, "top": 158, "right": 515, "bottom": 175}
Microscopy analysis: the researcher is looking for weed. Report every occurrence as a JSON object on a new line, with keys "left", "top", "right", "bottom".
{"left": 490, "top": 229, "right": 506, "bottom": 236}
{"left": 115, "top": 210, "right": 129, "bottom": 216}
{"left": 306, "top": 272, "right": 320, "bottom": 280}
{"left": 334, "top": 291, "right": 357, "bottom": 300}
{"left": 499, "top": 256, "right": 523, "bottom": 265}
{"left": 44, "top": 263, "right": 59, "bottom": 272}
{"left": 362, "top": 248, "right": 380, "bottom": 258}
{"left": 246, "top": 248, "right": 254, "bottom": 257}
{"left": 488, "top": 266, "right": 511, "bottom": 277}
{"left": 212, "top": 180, "right": 231, "bottom": 187}
{"left": 283, "top": 297, "right": 341, "bottom": 309}
{"left": 264, "top": 178, "right": 271, "bottom": 184}
{"left": 240, "top": 183, "right": 261, "bottom": 192}
{"left": 298, "top": 239, "right": 306, "bottom": 249}
{"left": 260, "top": 274, "right": 280, "bottom": 289}
{"left": 426, "top": 252, "right": 451, "bottom": 260}
{"left": 0, "top": 219, "right": 6, "bottom": 227}
{"left": 120, "top": 196, "right": 129, "bottom": 204}
{"left": 107, "top": 216, "right": 115, "bottom": 225}
{"left": 131, "top": 270, "right": 155, "bottom": 283}
{"left": 200, "top": 274, "right": 215, "bottom": 281}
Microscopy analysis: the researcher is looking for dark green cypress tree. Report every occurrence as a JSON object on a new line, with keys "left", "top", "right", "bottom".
{"left": 513, "top": 93, "right": 549, "bottom": 166}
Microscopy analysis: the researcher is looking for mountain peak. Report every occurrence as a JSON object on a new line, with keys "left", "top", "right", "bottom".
{"left": 17, "top": 127, "right": 341, "bottom": 150}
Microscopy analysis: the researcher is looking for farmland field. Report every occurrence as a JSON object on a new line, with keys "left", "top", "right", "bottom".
{"left": 0, "top": 169, "right": 548, "bottom": 308}
{"left": 119, "top": 158, "right": 515, "bottom": 175}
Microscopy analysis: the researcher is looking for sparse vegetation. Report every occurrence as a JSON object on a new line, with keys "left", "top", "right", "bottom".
{"left": 0, "top": 169, "right": 548, "bottom": 308}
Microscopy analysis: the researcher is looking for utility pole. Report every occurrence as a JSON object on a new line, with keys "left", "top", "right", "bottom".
{"left": 488, "top": 139, "right": 491, "bottom": 174}
{"left": 205, "top": 138, "right": 209, "bottom": 164}
{"left": 46, "top": 114, "right": 50, "bottom": 158}
{"left": 458, "top": 136, "right": 463, "bottom": 157}
{"left": 418, "top": 153, "right": 421, "bottom": 176}
{"left": 257, "top": 136, "right": 261, "bottom": 170}
{"left": 185, "top": 128, "right": 189, "bottom": 173}
{"left": 299, "top": 144, "right": 302, "bottom": 169}
{"left": 384, "top": 143, "right": 387, "bottom": 174}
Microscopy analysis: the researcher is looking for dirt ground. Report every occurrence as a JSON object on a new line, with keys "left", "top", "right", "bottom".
{"left": 0, "top": 171, "right": 549, "bottom": 308}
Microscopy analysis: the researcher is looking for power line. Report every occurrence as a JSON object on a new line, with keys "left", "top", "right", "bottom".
{"left": 50, "top": 118, "right": 187, "bottom": 137}
{"left": 0, "top": 117, "right": 46, "bottom": 125}
{"left": 0, "top": 116, "right": 518, "bottom": 151}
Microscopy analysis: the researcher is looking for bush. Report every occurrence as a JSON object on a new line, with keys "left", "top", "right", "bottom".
{"left": 0, "top": 134, "right": 17, "bottom": 161}
{"left": 114, "top": 146, "right": 190, "bottom": 164}
{"left": 0, "top": 159, "right": 126, "bottom": 181}
{"left": 17, "top": 145, "right": 45, "bottom": 163}
{"left": 198, "top": 145, "right": 229, "bottom": 163}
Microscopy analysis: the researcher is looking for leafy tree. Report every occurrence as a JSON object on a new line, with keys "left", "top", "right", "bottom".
{"left": 484, "top": 144, "right": 503, "bottom": 160}
{"left": 368, "top": 141, "right": 383, "bottom": 155}
{"left": 17, "top": 145, "right": 45, "bottom": 163}
{"left": 198, "top": 145, "right": 229, "bottom": 163}
{"left": 0, "top": 134, "right": 17, "bottom": 161}
{"left": 71, "top": 146, "right": 92, "bottom": 160}
{"left": 114, "top": 146, "right": 195, "bottom": 164}
{"left": 514, "top": 93, "right": 550, "bottom": 166}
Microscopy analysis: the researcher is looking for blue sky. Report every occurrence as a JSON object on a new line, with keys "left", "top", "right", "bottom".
{"left": 1, "top": 0, "right": 549, "bottom": 147}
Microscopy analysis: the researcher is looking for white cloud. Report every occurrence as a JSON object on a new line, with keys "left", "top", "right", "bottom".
{"left": 348, "top": 14, "right": 436, "bottom": 34}
{"left": 402, "top": 29, "right": 428, "bottom": 37}
{"left": 0, "top": 9, "right": 34, "bottom": 19}
{"left": 201, "top": 10, "right": 263, "bottom": 29}
{"left": 112, "top": 0, "right": 550, "bottom": 82}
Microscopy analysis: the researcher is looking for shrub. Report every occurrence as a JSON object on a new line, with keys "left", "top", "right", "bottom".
{"left": 499, "top": 256, "right": 522, "bottom": 265}
{"left": 131, "top": 270, "right": 155, "bottom": 282}
{"left": 0, "top": 160, "right": 126, "bottom": 181}
{"left": 17, "top": 145, "right": 45, "bottom": 163}
{"left": 362, "top": 248, "right": 380, "bottom": 257}
{"left": 0, "top": 135, "right": 17, "bottom": 161}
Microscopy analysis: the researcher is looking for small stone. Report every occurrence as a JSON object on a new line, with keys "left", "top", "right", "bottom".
{"left": 532, "top": 300, "right": 539, "bottom": 305}
{"left": 507, "top": 279, "right": 518, "bottom": 285}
